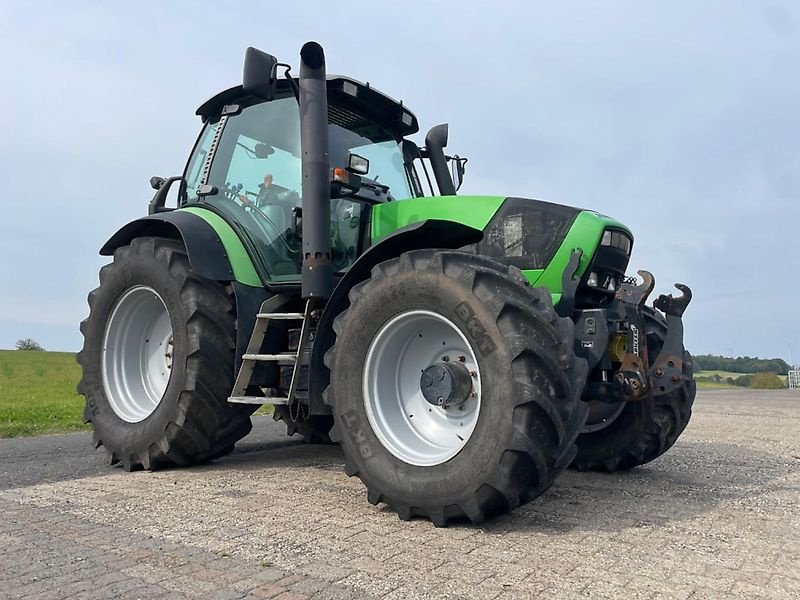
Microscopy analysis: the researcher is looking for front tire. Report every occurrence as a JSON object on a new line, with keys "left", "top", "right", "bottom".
{"left": 77, "top": 237, "right": 254, "bottom": 471}
{"left": 325, "top": 250, "right": 587, "bottom": 525}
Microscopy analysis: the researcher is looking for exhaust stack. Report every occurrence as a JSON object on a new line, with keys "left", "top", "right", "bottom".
{"left": 425, "top": 124, "right": 456, "bottom": 196}
{"left": 299, "top": 41, "right": 332, "bottom": 300}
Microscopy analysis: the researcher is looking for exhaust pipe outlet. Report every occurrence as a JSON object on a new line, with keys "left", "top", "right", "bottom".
{"left": 425, "top": 124, "right": 456, "bottom": 196}
{"left": 299, "top": 41, "right": 333, "bottom": 300}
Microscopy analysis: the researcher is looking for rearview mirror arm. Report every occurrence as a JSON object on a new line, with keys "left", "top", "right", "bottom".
{"left": 148, "top": 176, "right": 182, "bottom": 215}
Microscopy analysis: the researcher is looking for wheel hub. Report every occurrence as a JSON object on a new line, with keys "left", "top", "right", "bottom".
{"left": 420, "top": 362, "right": 473, "bottom": 408}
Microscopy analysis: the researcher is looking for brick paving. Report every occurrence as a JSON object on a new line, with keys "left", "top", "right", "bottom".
{"left": 1, "top": 389, "right": 798, "bottom": 599}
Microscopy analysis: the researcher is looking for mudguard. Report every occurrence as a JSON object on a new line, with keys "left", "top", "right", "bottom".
{"left": 100, "top": 211, "right": 246, "bottom": 283}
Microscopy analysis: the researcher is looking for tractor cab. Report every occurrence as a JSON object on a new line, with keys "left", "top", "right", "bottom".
{"left": 177, "top": 75, "right": 435, "bottom": 283}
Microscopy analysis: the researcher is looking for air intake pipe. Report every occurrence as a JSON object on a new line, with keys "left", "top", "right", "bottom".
{"left": 298, "top": 41, "right": 332, "bottom": 300}
{"left": 425, "top": 124, "right": 456, "bottom": 196}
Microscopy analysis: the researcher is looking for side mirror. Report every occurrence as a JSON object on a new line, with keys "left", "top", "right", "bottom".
{"left": 347, "top": 153, "right": 369, "bottom": 175}
{"left": 243, "top": 47, "right": 278, "bottom": 101}
{"left": 449, "top": 155, "right": 467, "bottom": 191}
{"left": 148, "top": 175, "right": 182, "bottom": 214}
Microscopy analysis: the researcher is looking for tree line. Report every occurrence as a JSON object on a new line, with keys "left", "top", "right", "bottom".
{"left": 694, "top": 354, "right": 791, "bottom": 375}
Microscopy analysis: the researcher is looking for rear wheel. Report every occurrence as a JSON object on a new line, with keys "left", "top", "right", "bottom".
{"left": 572, "top": 306, "right": 696, "bottom": 471}
{"left": 77, "top": 237, "right": 255, "bottom": 470}
{"left": 326, "top": 250, "right": 588, "bottom": 525}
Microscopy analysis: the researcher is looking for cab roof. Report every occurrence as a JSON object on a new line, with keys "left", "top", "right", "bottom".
{"left": 195, "top": 75, "right": 419, "bottom": 140}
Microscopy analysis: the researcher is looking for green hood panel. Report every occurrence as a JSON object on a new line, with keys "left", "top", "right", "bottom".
{"left": 179, "top": 207, "right": 262, "bottom": 287}
{"left": 372, "top": 196, "right": 631, "bottom": 302}
{"left": 371, "top": 195, "right": 505, "bottom": 243}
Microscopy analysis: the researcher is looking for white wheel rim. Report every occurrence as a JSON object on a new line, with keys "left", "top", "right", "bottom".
{"left": 102, "top": 286, "right": 173, "bottom": 423}
{"left": 363, "top": 310, "right": 481, "bottom": 466}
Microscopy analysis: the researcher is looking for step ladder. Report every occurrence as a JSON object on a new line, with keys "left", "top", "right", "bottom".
{"left": 227, "top": 299, "right": 313, "bottom": 406}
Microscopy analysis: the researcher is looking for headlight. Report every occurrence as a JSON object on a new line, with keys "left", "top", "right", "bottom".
{"left": 587, "top": 271, "right": 617, "bottom": 292}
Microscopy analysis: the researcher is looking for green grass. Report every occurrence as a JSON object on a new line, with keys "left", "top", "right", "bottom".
{"left": 0, "top": 350, "right": 89, "bottom": 438}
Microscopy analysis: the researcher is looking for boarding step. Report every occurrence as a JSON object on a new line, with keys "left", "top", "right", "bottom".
{"left": 241, "top": 353, "right": 298, "bottom": 363}
{"left": 255, "top": 312, "right": 305, "bottom": 320}
{"left": 227, "top": 297, "right": 315, "bottom": 406}
{"left": 228, "top": 395, "right": 290, "bottom": 405}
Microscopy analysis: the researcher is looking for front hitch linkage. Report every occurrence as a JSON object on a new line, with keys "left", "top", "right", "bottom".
{"left": 648, "top": 283, "right": 692, "bottom": 395}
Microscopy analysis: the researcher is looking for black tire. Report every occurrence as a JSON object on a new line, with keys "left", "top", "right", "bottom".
{"left": 572, "top": 306, "right": 696, "bottom": 472}
{"left": 325, "top": 250, "right": 588, "bottom": 526}
{"left": 272, "top": 405, "right": 334, "bottom": 443}
{"left": 77, "top": 237, "right": 255, "bottom": 471}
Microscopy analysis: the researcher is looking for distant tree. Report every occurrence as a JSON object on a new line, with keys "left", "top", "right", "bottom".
{"left": 725, "top": 377, "right": 736, "bottom": 386}
{"left": 750, "top": 373, "right": 786, "bottom": 389}
{"left": 15, "top": 338, "right": 44, "bottom": 351}
{"left": 694, "top": 354, "right": 790, "bottom": 375}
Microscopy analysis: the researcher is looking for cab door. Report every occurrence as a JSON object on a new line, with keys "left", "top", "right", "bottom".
{"left": 183, "top": 93, "right": 304, "bottom": 283}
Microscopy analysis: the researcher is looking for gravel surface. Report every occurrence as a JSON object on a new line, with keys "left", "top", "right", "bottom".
{"left": 1, "top": 390, "right": 798, "bottom": 599}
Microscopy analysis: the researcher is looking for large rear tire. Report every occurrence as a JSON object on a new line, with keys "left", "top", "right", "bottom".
{"left": 325, "top": 250, "right": 588, "bottom": 525}
{"left": 572, "top": 306, "right": 696, "bottom": 472}
{"left": 77, "top": 237, "right": 255, "bottom": 471}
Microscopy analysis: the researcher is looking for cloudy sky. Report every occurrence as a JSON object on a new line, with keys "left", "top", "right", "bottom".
{"left": 1, "top": 1, "right": 798, "bottom": 363}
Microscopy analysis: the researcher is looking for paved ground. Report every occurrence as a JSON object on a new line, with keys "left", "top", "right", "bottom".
{"left": 1, "top": 390, "right": 798, "bottom": 600}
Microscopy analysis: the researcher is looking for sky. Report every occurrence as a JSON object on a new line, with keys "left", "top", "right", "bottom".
{"left": 0, "top": 1, "right": 798, "bottom": 364}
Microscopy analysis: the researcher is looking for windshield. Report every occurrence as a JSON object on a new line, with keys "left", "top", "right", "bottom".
{"left": 182, "top": 95, "right": 412, "bottom": 281}
{"left": 328, "top": 124, "right": 412, "bottom": 200}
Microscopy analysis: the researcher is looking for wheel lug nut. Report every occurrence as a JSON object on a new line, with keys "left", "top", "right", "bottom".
{"left": 441, "top": 356, "right": 449, "bottom": 362}
{"left": 458, "top": 355, "right": 466, "bottom": 362}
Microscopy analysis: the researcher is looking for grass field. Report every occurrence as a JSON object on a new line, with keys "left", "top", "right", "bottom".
{"left": 0, "top": 350, "right": 89, "bottom": 437}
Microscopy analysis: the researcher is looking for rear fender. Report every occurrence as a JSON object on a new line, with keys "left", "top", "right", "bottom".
{"left": 100, "top": 210, "right": 261, "bottom": 286}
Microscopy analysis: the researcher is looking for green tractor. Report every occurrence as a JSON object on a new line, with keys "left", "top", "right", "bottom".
{"left": 78, "top": 42, "right": 695, "bottom": 525}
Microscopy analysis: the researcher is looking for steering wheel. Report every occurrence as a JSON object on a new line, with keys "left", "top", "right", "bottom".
{"left": 222, "top": 182, "right": 300, "bottom": 256}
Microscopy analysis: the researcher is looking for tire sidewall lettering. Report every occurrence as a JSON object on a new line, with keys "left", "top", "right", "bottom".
{"left": 453, "top": 301, "right": 497, "bottom": 356}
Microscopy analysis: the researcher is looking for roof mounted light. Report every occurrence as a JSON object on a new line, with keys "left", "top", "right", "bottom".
{"left": 401, "top": 112, "right": 413, "bottom": 126}
{"left": 342, "top": 81, "right": 358, "bottom": 97}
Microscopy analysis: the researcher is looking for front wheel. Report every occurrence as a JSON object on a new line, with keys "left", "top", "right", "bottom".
{"left": 325, "top": 250, "right": 588, "bottom": 525}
